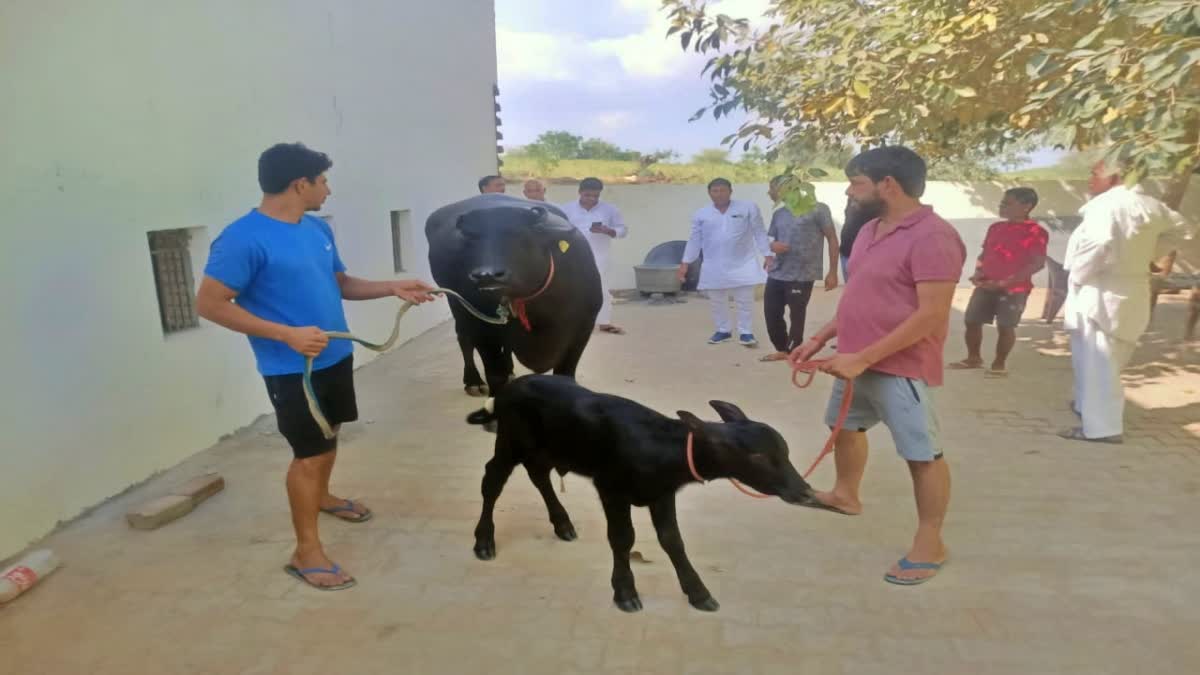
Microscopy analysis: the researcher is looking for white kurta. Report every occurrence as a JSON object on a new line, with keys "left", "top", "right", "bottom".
{"left": 559, "top": 200, "right": 627, "bottom": 325}
{"left": 682, "top": 200, "right": 771, "bottom": 290}
{"left": 1063, "top": 185, "right": 1192, "bottom": 343}
{"left": 1063, "top": 184, "right": 1194, "bottom": 437}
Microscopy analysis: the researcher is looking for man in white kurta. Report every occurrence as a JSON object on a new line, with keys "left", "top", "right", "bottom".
{"left": 1060, "top": 161, "right": 1194, "bottom": 442}
{"left": 559, "top": 177, "right": 628, "bottom": 334}
{"left": 678, "top": 178, "right": 773, "bottom": 346}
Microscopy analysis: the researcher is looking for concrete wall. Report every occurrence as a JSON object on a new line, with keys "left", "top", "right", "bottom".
{"left": 539, "top": 180, "right": 1200, "bottom": 290}
{"left": 0, "top": 0, "right": 499, "bottom": 560}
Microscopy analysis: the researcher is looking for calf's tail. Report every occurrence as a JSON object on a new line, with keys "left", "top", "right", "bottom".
{"left": 465, "top": 397, "right": 497, "bottom": 431}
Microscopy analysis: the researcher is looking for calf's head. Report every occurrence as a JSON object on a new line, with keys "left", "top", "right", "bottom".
{"left": 457, "top": 205, "right": 574, "bottom": 298}
{"left": 678, "top": 402, "right": 817, "bottom": 506}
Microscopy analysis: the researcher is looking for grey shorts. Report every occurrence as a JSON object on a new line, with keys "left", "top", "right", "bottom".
{"left": 824, "top": 371, "right": 943, "bottom": 462}
{"left": 965, "top": 288, "right": 1030, "bottom": 329}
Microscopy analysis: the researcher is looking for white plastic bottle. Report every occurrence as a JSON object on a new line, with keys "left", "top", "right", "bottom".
{"left": 0, "top": 549, "right": 60, "bottom": 604}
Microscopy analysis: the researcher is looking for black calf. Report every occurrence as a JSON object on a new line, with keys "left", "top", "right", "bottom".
{"left": 469, "top": 374, "right": 824, "bottom": 612}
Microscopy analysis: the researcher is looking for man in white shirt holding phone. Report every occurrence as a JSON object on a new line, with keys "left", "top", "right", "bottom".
{"left": 559, "top": 177, "right": 629, "bottom": 334}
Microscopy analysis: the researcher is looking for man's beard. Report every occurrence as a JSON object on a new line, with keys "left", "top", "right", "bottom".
{"left": 851, "top": 195, "right": 884, "bottom": 220}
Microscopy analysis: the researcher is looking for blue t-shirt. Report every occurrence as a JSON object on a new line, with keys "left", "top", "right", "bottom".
{"left": 204, "top": 209, "right": 353, "bottom": 376}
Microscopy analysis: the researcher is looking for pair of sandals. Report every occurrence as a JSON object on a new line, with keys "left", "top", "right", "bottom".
{"left": 948, "top": 359, "right": 1007, "bottom": 378}
{"left": 285, "top": 498, "right": 373, "bottom": 591}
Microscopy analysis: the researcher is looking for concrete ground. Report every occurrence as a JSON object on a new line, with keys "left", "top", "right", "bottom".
{"left": 2, "top": 288, "right": 1198, "bottom": 675}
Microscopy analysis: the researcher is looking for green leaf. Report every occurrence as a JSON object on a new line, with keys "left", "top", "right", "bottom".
{"left": 955, "top": 87, "right": 978, "bottom": 98}
{"left": 1074, "top": 27, "right": 1104, "bottom": 49}
{"left": 1027, "top": 53, "right": 1051, "bottom": 78}
{"left": 853, "top": 80, "right": 871, "bottom": 98}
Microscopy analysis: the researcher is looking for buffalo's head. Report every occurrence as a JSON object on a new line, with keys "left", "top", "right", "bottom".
{"left": 677, "top": 402, "right": 818, "bottom": 506}
{"left": 456, "top": 205, "right": 574, "bottom": 298}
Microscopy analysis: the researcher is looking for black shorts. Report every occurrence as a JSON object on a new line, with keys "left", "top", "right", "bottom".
{"left": 263, "top": 356, "right": 358, "bottom": 459}
{"left": 965, "top": 289, "right": 1030, "bottom": 329}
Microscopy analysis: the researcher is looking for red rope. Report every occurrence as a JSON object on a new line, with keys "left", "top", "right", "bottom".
{"left": 509, "top": 255, "right": 556, "bottom": 332}
{"left": 685, "top": 356, "right": 855, "bottom": 499}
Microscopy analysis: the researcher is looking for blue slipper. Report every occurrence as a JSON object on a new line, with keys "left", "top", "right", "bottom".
{"left": 321, "top": 498, "right": 373, "bottom": 523}
{"left": 284, "top": 564, "right": 357, "bottom": 591}
{"left": 884, "top": 557, "right": 947, "bottom": 586}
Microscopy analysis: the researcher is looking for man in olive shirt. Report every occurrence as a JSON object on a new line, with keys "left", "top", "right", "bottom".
{"left": 761, "top": 176, "right": 839, "bottom": 361}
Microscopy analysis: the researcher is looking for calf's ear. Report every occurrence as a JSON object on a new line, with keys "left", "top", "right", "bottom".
{"left": 677, "top": 410, "right": 707, "bottom": 435}
{"left": 709, "top": 400, "right": 749, "bottom": 423}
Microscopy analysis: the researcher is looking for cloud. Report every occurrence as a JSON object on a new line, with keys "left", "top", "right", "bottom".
{"left": 593, "top": 110, "right": 636, "bottom": 132}
{"left": 496, "top": 0, "right": 771, "bottom": 84}
{"left": 495, "top": 0, "right": 774, "bottom": 155}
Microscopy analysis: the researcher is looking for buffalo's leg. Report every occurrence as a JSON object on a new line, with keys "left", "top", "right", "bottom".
{"left": 524, "top": 462, "right": 576, "bottom": 541}
{"left": 598, "top": 490, "right": 640, "bottom": 612}
{"left": 649, "top": 496, "right": 718, "bottom": 611}
{"left": 473, "top": 441, "right": 517, "bottom": 560}
{"left": 552, "top": 330, "right": 594, "bottom": 380}
{"left": 456, "top": 327, "right": 487, "bottom": 397}
{"left": 477, "top": 340, "right": 512, "bottom": 403}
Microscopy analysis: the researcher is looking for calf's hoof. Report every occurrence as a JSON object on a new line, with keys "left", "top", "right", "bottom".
{"left": 614, "top": 595, "right": 643, "bottom": 613}
{"left": 465, "top": 385, "right": 489, "bottom": 397}
{"left": 554, "top": 522, "right": 578, "bottom": 541}
{"left": 474, "top": 540, "right": 496, "bottom": 561}
{"left": 689, "top": 595, "right": 720, "bottom": 612}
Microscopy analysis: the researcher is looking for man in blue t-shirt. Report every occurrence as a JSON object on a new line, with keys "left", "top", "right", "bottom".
{"left": 197, "top": 142, "right": 436, "bottom": 590}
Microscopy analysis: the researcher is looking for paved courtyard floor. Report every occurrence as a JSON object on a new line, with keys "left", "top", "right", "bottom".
{"left": 2, "top": 288, "right": 1197, "bottom": 674}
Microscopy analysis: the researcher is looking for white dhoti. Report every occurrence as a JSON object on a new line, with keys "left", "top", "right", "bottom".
{"left": 708, "top": 285, "right": 756, "bottom": 335}
{"left": 1068, "top": 313, "right": 1136, "bottom": 438}
{"left": 594, "top": 249, "right": 613, "bottom": 325}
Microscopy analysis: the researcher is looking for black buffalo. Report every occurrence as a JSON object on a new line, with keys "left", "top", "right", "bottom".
{"left": 426, "top": 194, "right": 602, "bottom": 404}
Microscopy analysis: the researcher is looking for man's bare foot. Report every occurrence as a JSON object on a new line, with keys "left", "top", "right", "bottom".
{"left": 320, "top": 495, "right": 372, "bottom": 522}
{"left": 948, "top": 359, "right": 983, "bottom": 370}
{"left": 289, "top": 548, "right": 354, "bottom": 588}
{"left": 812, "top": 490, "right": 862, "bottom": 515}
{"left": 759, "top": 352, "right": 789, "bottom": 362}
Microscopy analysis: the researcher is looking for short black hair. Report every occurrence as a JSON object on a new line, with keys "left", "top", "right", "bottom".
{"left": 1005, "top": 187, "right": 1039, "bottom": 208}
{"left": 258, "top": 143, "right": 332, "bottom": 194}
{"left": 478, "top": 175, "right": 503, "bottom": 192}
{"left": 579, "top": 177, "right": 604, "bottom": 192}
{"left": 844, "top": 146, "right": 926, "bottom": 198}
{"left": 707, "top": 177, "right": 733, "bottom": 191}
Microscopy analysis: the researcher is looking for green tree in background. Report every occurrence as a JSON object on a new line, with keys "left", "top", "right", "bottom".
{"left": 663, "top": 0, "right": 1200, "bottom": 207}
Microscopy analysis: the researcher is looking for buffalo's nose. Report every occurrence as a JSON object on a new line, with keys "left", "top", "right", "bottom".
{"left": 469, "top": 267, "right": 511, "bottom": 285}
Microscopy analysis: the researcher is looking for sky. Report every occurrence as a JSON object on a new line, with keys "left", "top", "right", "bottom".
{"left": 493, "top": 0, "right": 1062, "bottom": 167}
{"left": 494, "top": 0, "right": 777, "bottom": 161}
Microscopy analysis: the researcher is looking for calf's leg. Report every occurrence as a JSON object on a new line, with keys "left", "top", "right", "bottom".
{"left": 649, "top": 495, "right": 719, "bottom": 611}
{"left": 598, "top": 490, "right": 641, "bottom": 612}
{"left": 524, "top": 463, "right": 577, "bottom": 541}
{"left": 474, "top": 446, "right": 518, "bottom": 560}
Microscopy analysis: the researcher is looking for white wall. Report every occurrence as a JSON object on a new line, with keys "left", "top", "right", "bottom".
{"left": 0, "top": 1, "right": 499, "bottom": 560}
{"left": 540, "top": 179, "right": 1200, "bottom": 290}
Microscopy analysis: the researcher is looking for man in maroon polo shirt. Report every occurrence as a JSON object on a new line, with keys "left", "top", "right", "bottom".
{"left": 790, "top": 146, "right": 966, "bottom": 585}
{"left": 950, "top": 188, "right": 1048, "bottom": 377}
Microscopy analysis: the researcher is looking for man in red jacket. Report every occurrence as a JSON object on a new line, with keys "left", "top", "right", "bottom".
{"left": 949, "top": 188, "right": 1048, "bottom": 377}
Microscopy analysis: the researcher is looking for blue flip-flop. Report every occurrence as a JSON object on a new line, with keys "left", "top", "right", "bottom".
{"left": 321, "top": 498, "right": 373, "bottom": 523}
{"left": 884, "top": 557, "right": 947, "bottom": 586}
{"left": 284, "top": 564, "right": 357, "bottom": 591}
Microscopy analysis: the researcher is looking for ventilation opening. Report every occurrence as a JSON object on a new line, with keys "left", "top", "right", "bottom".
{"left": 148, "top": 228, "right": 202, "bottom": 335}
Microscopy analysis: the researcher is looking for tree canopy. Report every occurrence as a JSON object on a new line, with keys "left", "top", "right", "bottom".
{"left": 663, "top": 0, "right": 1200, "bottom": 206}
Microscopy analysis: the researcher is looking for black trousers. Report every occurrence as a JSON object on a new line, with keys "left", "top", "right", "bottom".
{"left": 764, "top": 278, "right": 815, "bottom": 353}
